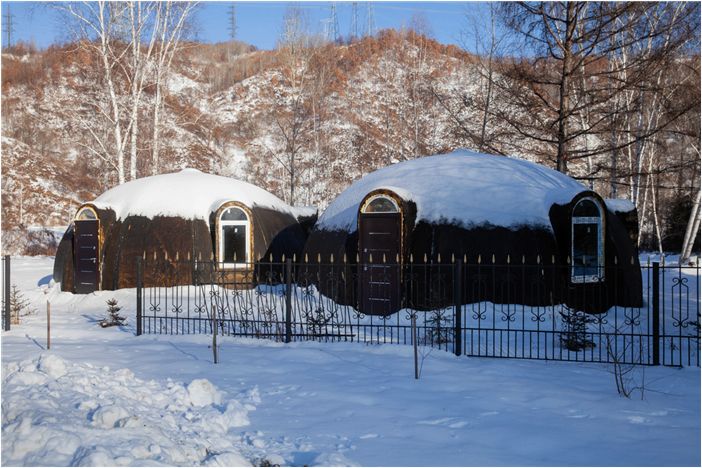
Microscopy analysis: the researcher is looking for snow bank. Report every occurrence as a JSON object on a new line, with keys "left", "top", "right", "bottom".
{"left": 1, "top": 354, "right": 253, "bottom": 466}
{"left": 605, "top": 198, "right": 636, "bottom": 214}
{"left": 92, "top": 168, "right": 295, "bottom": 223}
{"left": 317, "top": 149, "right": 588, "bottom": 232}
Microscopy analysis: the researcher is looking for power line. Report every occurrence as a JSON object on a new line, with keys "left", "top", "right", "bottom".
{"left": 3, "top": 5, "right": 15, "bottom": 49}
{"left": 330, "top": 2, "right": 339, "bottom": 43}
{"left": 350, "top": 2, "right": 359, "bottom": 40}
{"left": 366, "top": 2, "right": 375, "bottom": 37}
{"left": 228, "top": 3, "right": 237, "bottom": 41}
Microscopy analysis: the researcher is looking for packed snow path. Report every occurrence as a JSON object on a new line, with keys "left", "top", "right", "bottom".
{"left": 2, "top": 257, "right": 700, "bottom": 466}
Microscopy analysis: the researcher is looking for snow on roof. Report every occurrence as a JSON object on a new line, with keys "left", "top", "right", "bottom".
{"left": 92, "top": 169, "right": 295, "bottom": 223}
{"left": 605, "top": 198, "right": 636, "bottom": 214}
{"left": 317, "top": 149, "right": 588, "bottom": 232}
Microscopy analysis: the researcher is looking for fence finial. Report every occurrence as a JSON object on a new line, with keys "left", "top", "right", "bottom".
{"left": 343, "top": 253, "right": 347, "bottom": 264}
{"left": 293, "top": 253, "right": 297, "bottom": 263}
{"left": 452, "top": 253, "right": 455, "bottom": 263}
{"left": 491, "top": 254, "right": 495, "bottom": 264}
{"left": 153, "top": 251, "right": 157, "bottom": 261}
{"left": 176, "top": 252, "right": 179, "bottom": 261}
{"left": 551, "top": 255, "right": 555, "bottom": 264}
{"left": 423, "top": 253, "right": 427, "bottom": 263}
{"left": 410, "top": 253, "right": 414, "bottom": 263}
{"left": 630, "top": 256, "right": 634, "bottom": 265}
{"left": 522, "top": 254, "right": 525, "bottom": 264}
{"left": 317, "top": 253, "right": 321, "bottom": 263}
{"left": 305, "top": 253, "right": 309, "bottom": 263}
{"left": 187, "top": 251, "right": 191, "bottom": 261}
{"left": 614, "top": 255, "right": 618, "bottom": 265}
{"left": 143, "top": 251, "right": 146, "bottom": 260}
{"left": 356, "top": 252, "right": 360, "bottom": 263}
{"left": 269, "top": 252, "right": 273, "bottom": 262}
{"left": 383, "top": 253, "right": 386, "bottom": 263}
{"left": 331, "top": 253, "right": 334, "bottom": 263}
{"left": 507, "top": 254, "right": 510, "bottom": 264}
{"left": 395, "top": 253, "right": 399, "bottom": 263}
{"left": 438, "top": 253, "right": 441, "bottom": 263}
{"left": 165, "top": 251, "right": 169, "bottom": 261}
{"left": 536, "top": 254, "right": 541, "bottom": 264}
{"left": 370, "top": 253, "right": 373, "bottom": 263}
{"left": 565, "top": 255, "right": 569, "bottom": 265}
{"left": 478, "top": 254, "right": 482, "bottom": 264}
{"left": 463, "top": 253, "right": 467, "bottom": 263}
{"left": 282, "top": 254, "right": 286, "bottom": 262}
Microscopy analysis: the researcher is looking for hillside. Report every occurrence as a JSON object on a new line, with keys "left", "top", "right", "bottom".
{"left": 1, "top": 30, "right": 698, "bottom": 255}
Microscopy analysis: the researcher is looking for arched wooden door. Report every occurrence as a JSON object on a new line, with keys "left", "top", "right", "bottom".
{"left": 358, "top": 194, "right": 401, "bottom": 315}
{"left": 73, "top": 207, "right": 100, "bottom": 293}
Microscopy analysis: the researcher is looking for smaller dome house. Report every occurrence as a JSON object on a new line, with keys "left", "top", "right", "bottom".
{"left": 302, "top": 150, "right": 642, "bottom": 315}
{"left": 53, "top": 169, "right": 313, "bottom": 293}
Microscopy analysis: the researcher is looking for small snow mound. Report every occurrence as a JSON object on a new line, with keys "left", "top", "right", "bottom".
{"left": 91, "top": 405, "right": 131, "bottom": 428}
{"left": 37, "top": 354, "right": 68, "bottom": 379}
{"left": 313, "top": 452, "right": 360, "bottom": 467}
{"left": 6, "top": 371, "right": 49, "bottom": 386}
{"left": 204, "top": 451, "right": 252, "bottom": 467}
{"left": 187, "top": 379, "right": 222, "bottom": 407}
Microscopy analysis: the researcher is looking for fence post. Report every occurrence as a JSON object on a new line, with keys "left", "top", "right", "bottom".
{"left": 46, "top": 301, "right": 51, "bottom": 349}
{"left": 212, "top": 303, "right": 219, "bottom": 364}
{"left": 454, "top": 259, "right": 463, "bottom": 356}
{"left": 136, "top": 256, "right": 143, "bottom": 336}
{"left": 652, "top": 262, "right": 660, "bottom": 366}
{"left": 4, "top": 255, "right": 10, "bottom": 331}
{"left": 285, "top": 258, "right": 292, "bottom": 343}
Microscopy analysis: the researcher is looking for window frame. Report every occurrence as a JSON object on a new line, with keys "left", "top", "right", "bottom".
{"left": 75, "top": 206, "right": 98, "bottom": 221}
{"left": 360, "top": 194, "right": 400, "bottom": 214}
{"left": 217, "top": 204, "right": 251, "bottom": 269}
{"left": 571, "top": 197, "right": 605, "bottom": 284}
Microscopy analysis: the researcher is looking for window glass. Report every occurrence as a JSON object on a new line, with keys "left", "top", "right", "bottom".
{"left": 364, "top": 196, "right": 398, "bottom": 213}
{"left": 221, "top": 207, "right": 247, "bottom": 221}
{"left": 76, "top": 208, "right": 97, "bottom": 220}
{"left": 222, "top": 225, "right": 247, "bottom": 263}
{"left": 573, "top": 199, "right": 599, "bottom": 217}
{"left": 573, "top": 223, "right": 599, "bottom": 277}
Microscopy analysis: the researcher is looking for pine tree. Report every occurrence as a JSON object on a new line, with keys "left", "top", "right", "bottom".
{"left": 100, "top": 298, "right": 126, "bottom": 328}
{"left": 9, "top": 284, "right": 33, "bottom": 324}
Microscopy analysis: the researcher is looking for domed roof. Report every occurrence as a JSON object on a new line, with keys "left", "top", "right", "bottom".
{"left": 317, "top": 149, "right": 588, "bottom": 232}
{"left": 92, "top": 168, "right": 293, "bottom": 222}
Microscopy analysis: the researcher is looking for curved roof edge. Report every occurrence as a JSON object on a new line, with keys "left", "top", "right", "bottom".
{"left": 317, "top": 149, "right": 589, "bottom": 233}
{"left": 91, "top": 168, "right": 296, "bottom": 223}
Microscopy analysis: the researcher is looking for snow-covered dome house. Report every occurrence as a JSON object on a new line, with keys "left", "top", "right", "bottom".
{"left": 53, "top": 169, "right": 314, "bottom": 293}
{"left": 302, "top": 150, "right": 642, "bottom": 315}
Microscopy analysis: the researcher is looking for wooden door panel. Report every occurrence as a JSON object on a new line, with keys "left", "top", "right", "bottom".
{"left": 359, "top": 214, "right": 401, "bottom": 315}
{"left": 74, "top": 220, "right": 99, "bottom": 293}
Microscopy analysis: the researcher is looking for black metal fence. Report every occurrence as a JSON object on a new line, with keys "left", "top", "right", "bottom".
{"left": 2, "top": 255, "right": 10, "bottom": 331}
{"left": 136, "top": 257, "right": 701, "bottom": 367}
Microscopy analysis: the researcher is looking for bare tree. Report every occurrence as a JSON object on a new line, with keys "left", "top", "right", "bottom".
{"left": 150, "top": 1, "right": 197, "bottom": 175}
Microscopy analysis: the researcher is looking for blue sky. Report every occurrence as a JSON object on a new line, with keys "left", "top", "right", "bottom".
{"left": 1, "top": 1, "right": 487, "bottom": 51}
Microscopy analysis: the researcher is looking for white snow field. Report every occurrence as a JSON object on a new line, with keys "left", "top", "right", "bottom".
{"left": 2, "top": 257, "right": 700, "bottom": 467}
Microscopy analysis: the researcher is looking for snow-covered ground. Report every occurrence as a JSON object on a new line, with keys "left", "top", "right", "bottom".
{"left": 2, "top": 257, "right": 700, "bottom": 466}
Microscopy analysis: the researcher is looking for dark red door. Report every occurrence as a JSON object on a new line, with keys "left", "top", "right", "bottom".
{"left": 74, "top": 220, "right": 99, "bottom": 293}
{"left": 359, "top": 213, "right": 401, "bottom": 315}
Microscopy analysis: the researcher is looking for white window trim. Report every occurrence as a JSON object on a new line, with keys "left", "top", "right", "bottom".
{"left": 219, "top": 208, "right": 250, "bottom": 269}
{"left": 361, "top": 194, "right": 400, "bottom": 213}
{"left": 571, "top": 198, "right": 604, "bottom": 284}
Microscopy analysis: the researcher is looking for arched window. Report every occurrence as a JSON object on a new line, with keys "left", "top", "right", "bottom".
{"left": 219, "top": 206, "right": 250, "bottom": 267}
{"left": 361, "top": 194, "right": 400, "bottom": 213}
{"left": 75, "top": 206, "right": 98, "bottom": 220}
{"left": 571, "top": 198, "right": 604, "bottom": 283}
